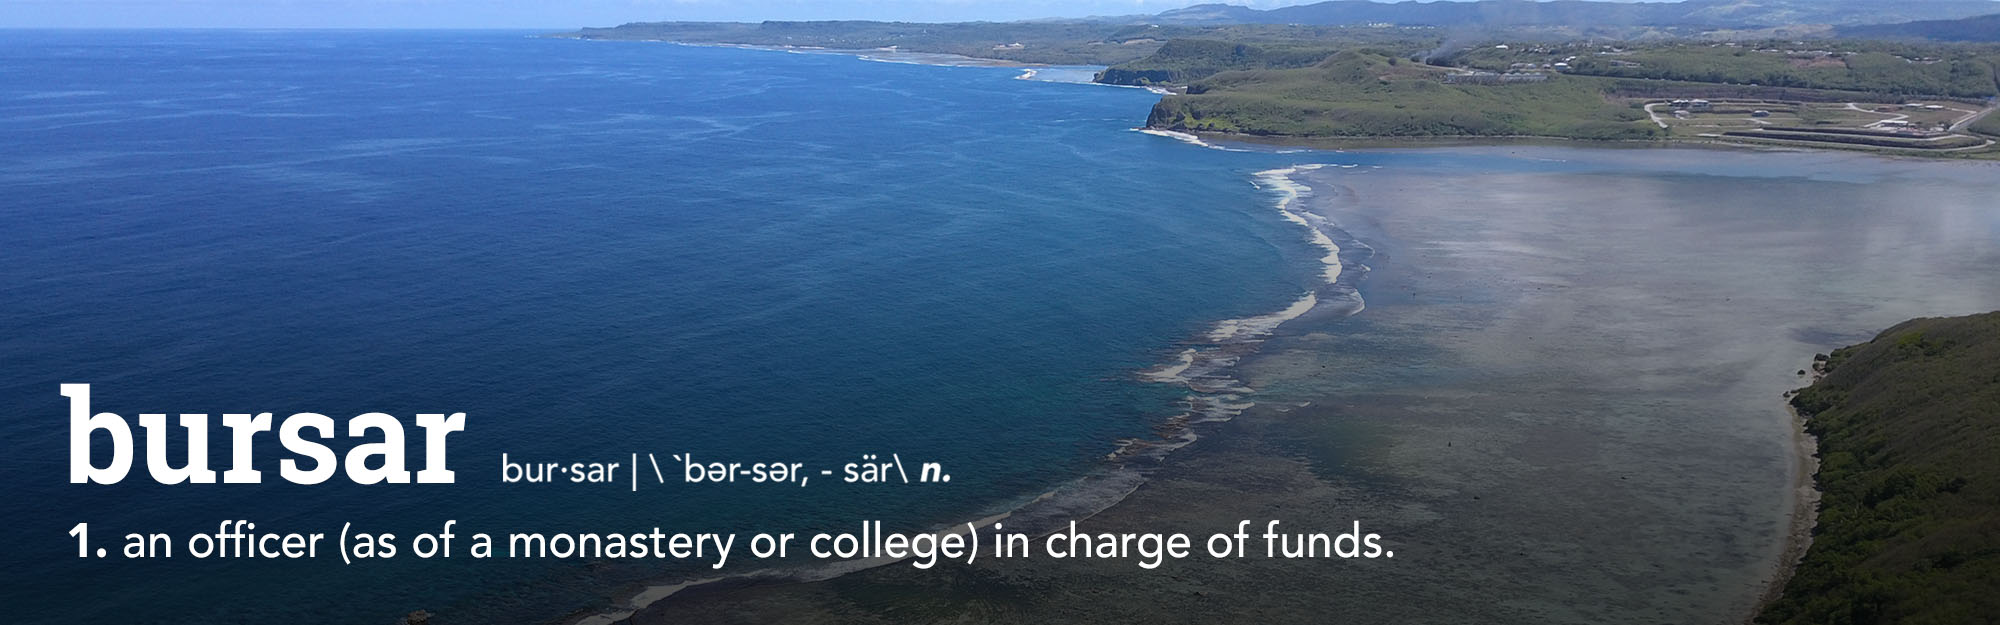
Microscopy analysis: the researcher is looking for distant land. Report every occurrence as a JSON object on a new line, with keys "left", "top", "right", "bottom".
{"left": 1148, "top": 0, "right": 2000, "bottom": 28}
{"left": 562, "top": 21, "right": 1174, "bottom": 65}
{"left": 560, "top": 0, "right": 2000, "bottom": 156}
{"left": 1132, "top": 39, "right": 2000, "bottom": 155}
{"left": 1763, "top": 312, "right": 2000, "bottom": 624}
{"left": 1840, "top": 13, "right": 2000, "bottom": 41}
{"left": 1145, "top": 49, "right": 1665, "bottom": 140}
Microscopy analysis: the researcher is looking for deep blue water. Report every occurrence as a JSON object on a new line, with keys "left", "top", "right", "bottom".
{"left": 0, "top": 31, "right": 1319, "bottom": 624}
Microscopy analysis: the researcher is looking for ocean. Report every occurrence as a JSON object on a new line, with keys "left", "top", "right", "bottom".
{"left": 0, "top": 30, "right": 1319, "bottom": 624}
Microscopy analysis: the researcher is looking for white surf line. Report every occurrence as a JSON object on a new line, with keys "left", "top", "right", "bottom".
{"left": 1133, "top": 128, "right": 1252, "bottom": 152}
{"left": 1081, "top": 82, "right": 1175, "bottom": 94}
{"left": 1205, "top": 292, "right": 1321, "bottom": 344}
{"left": 1142, "top": 164, "right": 1357, "bottom": 388}
{"left": 1254, "top": 164, "right": 1344, "bottom": 286}
{"left": 1130, "top": 162, "right": 1365, "bottom": 478}
{"left": 1141, "top": 348, "right": 1198, "bottom": 382}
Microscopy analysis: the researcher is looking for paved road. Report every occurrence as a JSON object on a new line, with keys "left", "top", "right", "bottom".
{"left": 1643, "top": 102, "right": 1669, "bottom": 129}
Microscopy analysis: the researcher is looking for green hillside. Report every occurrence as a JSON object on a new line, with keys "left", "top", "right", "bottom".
{"left": 1761, "top": 311, "right": 2000, "bottom": 625}
{"left": 1543, "top": 45, "right": 2000, "bottom": 99}
{"left": 1840, "top": 13, "right": 2000, "bottom": 42}
{"left": 1095, "top": 39, "right": 1349, "bottom": 85}
{"left": 1146, "top": 50, "right": 1660, "bottom": 139}
{"left": 1971, "top": 112, "right": 2000, "bottom": 137}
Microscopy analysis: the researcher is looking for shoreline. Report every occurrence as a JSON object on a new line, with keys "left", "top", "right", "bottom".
{"left": 556, "top": 38, "right": 1172, "bottom": 91}
{"left": 564, "top": 35, "right": 1993, "bottom": 160}
{"left": 558, "top": 157, "right": 1356, "bottom": 625}
{"left": 585, "top": 151, "right": 1826, "bottom": 625}
{"left": 589, "top": 144, "right": 1974, "bottom": 625}
{"left": 554, "top": 36, "right": 1995, "bottom": 161}
{"left": 1281, "top": 159, "right": 1844, "bottom": 625}
{"left": 1748, "top": 401, "right": 1821, "bottom": 624}
{"left": 1163, "top": 127, "right": 2000, "bottom": 161}
{"left": 557, "top": 38, "right": 1048, "bottom": 69}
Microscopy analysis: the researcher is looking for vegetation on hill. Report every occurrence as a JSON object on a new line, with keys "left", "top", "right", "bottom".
{"left": 1096, "top": 39, "right": 1364, "bottom": 85}
{"left": 1155, "top": 0, "right": 2000, "bottom": 29}
{"left": 1840, "top": 13, "right": 2000, "bottom": 42}
{"left": 1498, "top": 44, "right": 2000, "bottom": 98}
{"left": 559, "top": 19, "right": 1998, "bottom": 152}
{"left": 1146, "top": 50, "right": 1660, "bottom": 139}
{"left": 1761, "top": 311, "right": 2000, "bottom": 625}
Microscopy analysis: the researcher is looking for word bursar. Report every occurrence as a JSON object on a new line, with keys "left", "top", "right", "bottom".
{"left": 65, "top": 384, "right": 463, "bottom": 485}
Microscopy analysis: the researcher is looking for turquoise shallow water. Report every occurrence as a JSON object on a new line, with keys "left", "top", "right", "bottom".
{"left": 0, "top": 31, "right": 1320, "bottom": 624}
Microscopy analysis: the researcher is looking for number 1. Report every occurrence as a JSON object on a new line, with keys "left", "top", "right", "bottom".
{"left": 69, "top": 522, "right": 88, "bottom": 557}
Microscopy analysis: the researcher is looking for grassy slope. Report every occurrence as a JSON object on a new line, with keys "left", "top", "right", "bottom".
{"left": 1762, "top": 311, "right": 2000, "bottom": 625}
{"left": 1972, "top": 111, "right": 2000, "bottom": 137}
{"left": 1147, "top": 51, "right": 1660, "bottom": 139}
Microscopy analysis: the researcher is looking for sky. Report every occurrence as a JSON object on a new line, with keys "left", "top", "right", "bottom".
{"left": 0, "top": 0, "right": 1346, "bottom": 28}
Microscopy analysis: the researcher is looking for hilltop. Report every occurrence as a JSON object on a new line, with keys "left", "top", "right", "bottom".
{"left": 1840, "top": 13, "right": 2000, "bottom": 42}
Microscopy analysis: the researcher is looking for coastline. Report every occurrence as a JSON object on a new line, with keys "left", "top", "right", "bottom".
{"left": 1749, "top": 401, "right": 1821, "bottom": 624}
{"left": 520, "top": 36, "right": 1363, "bottom": 625}
{"left": 557, "top": 38, "right": 1045, "bottom": 69}
{"left": 1263, "top": 157, "right": 1882, "bottom": 625}
{"left": 563, "top": 35, "right": 1995, "bottom": 160}
{"left": 558, "top": 149, "right": 1358, "bottom": 625}
{"left": 559, "top": 38, "right": 1182, "bottom": 93}
{"left": 1158, "top": 127, "right": 2000, "bottom": 161}
{"left": 588, "top": 143, "right": 2000, "bottom": 625}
